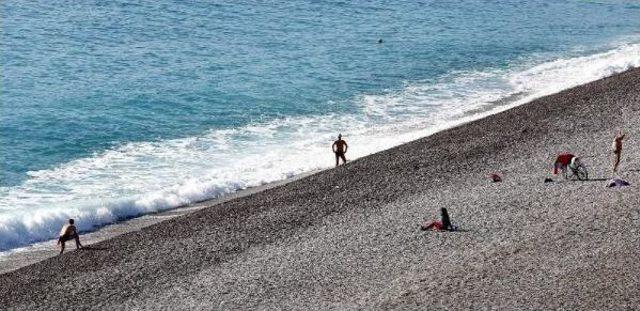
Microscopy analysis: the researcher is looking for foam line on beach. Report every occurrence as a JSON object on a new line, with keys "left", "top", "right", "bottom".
{"left": 0, "top": 41, "right": 639, "bottom": 252}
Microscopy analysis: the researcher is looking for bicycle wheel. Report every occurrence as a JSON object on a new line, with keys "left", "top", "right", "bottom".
{"left": 576, "top": 165, "right": 589, "bottom": 180}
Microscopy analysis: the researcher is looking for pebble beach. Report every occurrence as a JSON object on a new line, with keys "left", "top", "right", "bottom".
{"left": 1, "top": 68, "right": 639, "bottom": 310}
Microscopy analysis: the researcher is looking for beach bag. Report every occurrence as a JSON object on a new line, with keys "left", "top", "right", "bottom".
{"left": 489, "top": 173, "right": 502, "bottom": 182}
{"left": 606, "top": 178, "right": 630, "bottom": 188}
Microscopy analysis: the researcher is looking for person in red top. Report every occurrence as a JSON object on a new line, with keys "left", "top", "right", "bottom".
{"left": 554, "top": 153, "right": 576, "bottom": 175}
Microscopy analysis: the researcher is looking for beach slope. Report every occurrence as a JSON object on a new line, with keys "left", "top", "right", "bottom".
{"left": 1, "top": 68, "right": 639, "bottom": 310}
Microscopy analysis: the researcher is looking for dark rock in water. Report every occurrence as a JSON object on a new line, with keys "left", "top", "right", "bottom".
{"left": 544, "top": 178, "right": 554, "bottom": 183}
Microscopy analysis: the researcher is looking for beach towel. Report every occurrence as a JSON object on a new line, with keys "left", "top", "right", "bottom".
{"left": 420, "top": 222, "right": 459, "bottom": 231}
{"left": 606, "top": 178, "right": 630, "bottom": 188}
{"left": 59, "top": 224, "right": 71, "bottom": 237}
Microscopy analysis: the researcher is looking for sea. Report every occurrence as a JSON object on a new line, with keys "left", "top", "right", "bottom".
{"left": 1, "top": 0, "right": 640, "bottom": 252}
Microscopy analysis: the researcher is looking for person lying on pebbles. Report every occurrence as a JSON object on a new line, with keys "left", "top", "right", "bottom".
{"left": 421, "top": 207, "right": 458, "bottom": 231}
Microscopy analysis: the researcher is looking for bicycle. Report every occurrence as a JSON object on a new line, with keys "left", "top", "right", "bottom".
{"left": 563, "top": 159, "right": 589, "bottom": 181}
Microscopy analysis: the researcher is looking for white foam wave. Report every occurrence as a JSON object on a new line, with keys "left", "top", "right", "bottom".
{"left": 1, "top": 41, "right": 639, "bottom": 252}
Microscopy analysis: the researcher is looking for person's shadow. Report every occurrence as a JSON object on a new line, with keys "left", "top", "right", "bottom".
{"left": 81, "top": 246, "right": 109, "bottom": 251}
{"left": 450, "top": 228, "right": 470, "bottom": 233}
{"left": 582, "top": 178, "right": 608, "bottom": 182}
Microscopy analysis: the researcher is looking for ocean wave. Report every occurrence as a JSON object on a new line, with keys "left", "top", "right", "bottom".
{"left": 1, "top": 41, "right": 639, "bottom": 252}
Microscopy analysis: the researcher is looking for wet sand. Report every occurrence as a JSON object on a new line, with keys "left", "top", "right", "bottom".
{"left": 1, "top": 68, "right": 639, "bottom": 310}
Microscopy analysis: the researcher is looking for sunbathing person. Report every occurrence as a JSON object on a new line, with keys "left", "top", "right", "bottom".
{"left": 57, "top": 219, "right": 83, "bottom": 254}
{"left": 421, "top": 208, "right": 456, "bottom": 231}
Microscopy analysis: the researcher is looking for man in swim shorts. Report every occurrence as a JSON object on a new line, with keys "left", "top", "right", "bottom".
{"left": 613, "top": 129, "right": 626, "bottom": 172}
{"left": 57, "top": 218, "right": 83, "bottom": 254}
{"left": 332, "top": 134, "right": 348, "bottom": 167}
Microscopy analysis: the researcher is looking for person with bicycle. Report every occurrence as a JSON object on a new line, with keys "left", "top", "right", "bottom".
{"left": 554, "top": 153, "right": 588, "bottom": 180}
{"left": 553, "top": 152, "right": 577, "bottom": 175}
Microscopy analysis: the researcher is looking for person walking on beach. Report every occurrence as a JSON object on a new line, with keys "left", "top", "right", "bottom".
{"left": 612, "top": 129, "right": 626, "bottom": 172}
{"left": 57, "top": 219, "right": 83, "bottom": 254}
{"left": 332, "top": 134, "right": 348, "bottom": 167}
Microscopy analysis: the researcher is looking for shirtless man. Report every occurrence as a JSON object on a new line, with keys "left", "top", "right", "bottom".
{"left": 612, "top": 129, "right": 626, "bottom": 173}
{"left": 332, "top": 134, "right": 348, "bottom": 167}
{"left": 57, "top": 219, "right": 83, "bottom": 254}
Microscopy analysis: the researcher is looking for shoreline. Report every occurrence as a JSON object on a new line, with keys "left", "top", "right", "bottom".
{"left": 1, "top": 67, "right": 639, "bottom": 309}
{"left": 2, "top": 41, "right": 639, "bottom": 262}
{"left": 0, "top": 73, "right": 550, "bottom": 271}
{"left": 0, "top": 70, "right": 569, "bottom": 273}
{"left": 0, "top": 61, "right": 599, "bottom": 269}
{"left": 0, "top": 169, "right": 319, "bottom": 274}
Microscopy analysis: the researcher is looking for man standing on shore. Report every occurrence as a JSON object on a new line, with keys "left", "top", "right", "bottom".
{"left": 57, "top": 219, "right": 83, "bottom": 254}
{"left": 332, "top": 134, "right": 348, "bottom": 167}
{"left": 613, "top": 129, "right": 626, "bottom": 172}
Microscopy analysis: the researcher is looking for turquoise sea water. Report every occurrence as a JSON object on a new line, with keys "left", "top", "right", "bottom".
{"left": 1, "top": 0, "right": 640, "bottom": 251}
